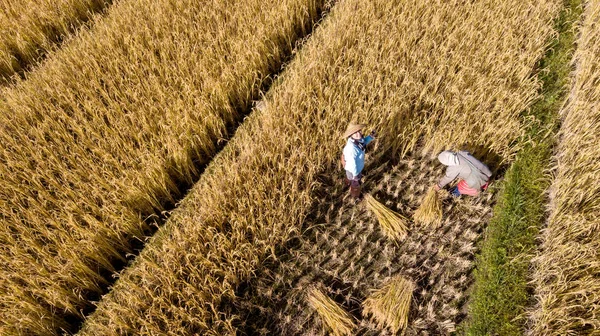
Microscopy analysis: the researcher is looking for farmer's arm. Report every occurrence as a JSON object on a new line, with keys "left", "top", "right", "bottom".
{"left": 437, "top": 166, "right": 460, "bottom": 189}
{"left": 343, "top": 145, "right": 359, "bottom": 177}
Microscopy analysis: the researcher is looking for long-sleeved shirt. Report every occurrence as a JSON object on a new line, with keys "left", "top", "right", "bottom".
{"left": 437, "top": 151, "right": 491, "bottom": 189}
{"left": 343, "top": 135, "right": 373, "bottom": 177}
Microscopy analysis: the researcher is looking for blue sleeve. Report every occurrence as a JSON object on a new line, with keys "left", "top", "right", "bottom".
{"left": 364, "top": 135, "right": 374, "bottom": 145}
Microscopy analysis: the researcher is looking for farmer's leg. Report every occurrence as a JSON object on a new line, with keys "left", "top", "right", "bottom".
{"left": 346, "top": 171, "right": 362, "bottom": 199}
{"left": 481, "top": 181, "right": 490, "bottom": 191}
{"left": 449, "top": 186, "right": 461, "bottom": 198}
{"left": 345, "top": 170, "right": 353, "bottom": 187}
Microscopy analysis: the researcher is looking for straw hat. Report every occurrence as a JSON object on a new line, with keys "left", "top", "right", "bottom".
{"left": 343, "top": 123, "right": 366, "bottom": 138}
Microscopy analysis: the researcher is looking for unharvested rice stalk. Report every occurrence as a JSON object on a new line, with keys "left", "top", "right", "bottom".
{"left": 365, "top": 194, "right": 408, "bottom": 241}
{"left": 307, "top": 287, "right": 356, "bottom": 336}
{"left": 0, "top": 0, "right": 325, "bottom": 334}
{"left": 413, "top": 187, "right": 443, "bottom": 229}
{"left": 529, "top": 0, "right": 600, "bottom": 334}
{"left": 0, "top": 0, "right": 112, "bottom": 81}
{"left": 78, "top": 0, "right": 559, "bottom": 334}
{"left": 363, "top": 276, "right": 414, "bottom": 333}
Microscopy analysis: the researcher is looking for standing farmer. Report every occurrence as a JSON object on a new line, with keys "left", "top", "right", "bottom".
{"left": 434, "top": 150, "right": 491, "bottom": 197}
{"left": 341, "top": 123, "right": 376, "bottom": 200}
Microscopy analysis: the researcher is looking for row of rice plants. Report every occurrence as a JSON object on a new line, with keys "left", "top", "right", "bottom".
{"left": 0, "top": 0, "right": 325, "bottom": 334}
{"left": 530, "top": 0, "right": 600, "bottom": 333}
{"left": 78, "top": 0, "right": 560, "bottom": 334}
{"left": 0, "top": 0, "right": 112, "bottom": 82}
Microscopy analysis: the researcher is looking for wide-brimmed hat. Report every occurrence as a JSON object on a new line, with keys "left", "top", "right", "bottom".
{"left": 437, "top": 150, "right": 459, "bottom": 166}
{"left": 343, "top": 123, "right": 366, "bottom": 138}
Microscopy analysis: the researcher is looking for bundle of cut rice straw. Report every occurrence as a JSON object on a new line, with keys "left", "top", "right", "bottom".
{"left": 413, "top": 186, "right": 443, "bottom": 228}
{"left": 365, "top": 194, "right": 408, "bottom": 241}
{"left": 363, "top": 275, "right": 414, "bottom": 333}
{"left": 307, "top": 286, "right": 355, "bottom": 336}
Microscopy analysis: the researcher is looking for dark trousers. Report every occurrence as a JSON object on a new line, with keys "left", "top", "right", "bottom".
{"left": 345, "top": 171, "right": 362, "bottom": 198}
{"left": 345, "top": 171, "right": 362, "bottom": 186}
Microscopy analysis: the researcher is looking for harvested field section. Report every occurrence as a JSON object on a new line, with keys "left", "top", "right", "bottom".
{"left": 530, "top": 0, "right": 600, "bottom": 333}
{"left": 0, "top": 0, "right": 112, "bottom": 82}
{"left": 0, "top": 0, "right": 325, "bottom": 334}
{"left": 79, "top": 0, "right": 559, "bottom": 334}
{"left": 235, "top": 155, "right": 496, "bottom": 335}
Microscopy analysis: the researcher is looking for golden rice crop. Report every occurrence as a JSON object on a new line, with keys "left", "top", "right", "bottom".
{"left": 0, "top": 0, "right": 324, "bottom": 334}
{"left": 363, "top": 275, "right": 414, "bottom": 333}
{"left": 413, "top": 187, "right": 443, "bottom": 228}
{"left": 78, "top": 0, "right": 559, "bottom": 334}
{"left": 365, "top": 193, "right": 408, "bottom": 241}
{"left": 529, "top": 1, "right": 600, "bottom": 334}
{"left": 0, "top": 0, "right": 111, "bottom": 81}
{"left": 307, "top": 286, "right": 356, "bottom": 336}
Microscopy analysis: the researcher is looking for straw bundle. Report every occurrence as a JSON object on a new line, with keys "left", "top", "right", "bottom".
{"left": 365, "top": 194, "right": 408, "bottom": 241}
{"left": 307, "top": 287, "right": 356, "bottom": 336}
{"left": 413, "top": 187, "right": 443, "bottom": 228}
{"left": 363, "top": 276, "right": 414, "bottom": 333}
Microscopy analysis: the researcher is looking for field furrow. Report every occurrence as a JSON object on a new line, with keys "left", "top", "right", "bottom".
{"left": 0, "top": 0, "right": 326, "bottom": 334}
{"left": 78, "top": 0, "right": 560, "bottom": 334}
{"left": 0, "top": 0, "right": 113, "bottom": 82}
{"left": 530, "top": 0, "right": 600, "bottom": 333}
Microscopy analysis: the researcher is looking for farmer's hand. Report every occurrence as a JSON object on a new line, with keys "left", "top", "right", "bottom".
{"left": 370, "top": 129, "right": 377, "bottom": 137}
{"left": 433, "top": 184, "right": 440, "bottom": 191}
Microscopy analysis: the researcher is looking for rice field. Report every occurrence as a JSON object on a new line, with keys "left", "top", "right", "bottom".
{"left": 0, "top": 0, "right": 112, "bottom": 82}
{"left": 77, "top": 0, "right": 561, "bottom": 334}
{"left": 0, "top": 0, "right": 325, "bottom": 334}
{"left": 530, "top": 0, "right": 600, "bottom": 333}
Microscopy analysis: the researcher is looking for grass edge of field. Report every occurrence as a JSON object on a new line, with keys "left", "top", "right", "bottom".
{"left": 460, "top": 0, "right": 582, "bottom": 335}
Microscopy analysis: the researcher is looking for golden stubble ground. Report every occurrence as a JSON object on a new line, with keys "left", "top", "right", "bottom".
{"left": 235, "top": 151, "right": 496, "bottom": 335}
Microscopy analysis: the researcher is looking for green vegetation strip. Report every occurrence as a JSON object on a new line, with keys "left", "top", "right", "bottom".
{"left": 463, "top": 0, "right": 582, "bottom": 334}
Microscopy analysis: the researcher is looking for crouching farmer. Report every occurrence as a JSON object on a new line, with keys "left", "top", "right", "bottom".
{"left": 434, "top": 150, "right": 491, "bottom": 197}
{"left": 341, "top": 123, "right": 376, "bottom": 200}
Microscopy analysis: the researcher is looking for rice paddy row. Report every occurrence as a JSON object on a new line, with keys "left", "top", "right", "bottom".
{"left": 0, "top": 0, "right": 112, "bottom": 82}
{"left": 78, "top": 0, "right": 560, "bottom": 333}
{"left": 0, "top": 0, "right": 326, "bottom": 334}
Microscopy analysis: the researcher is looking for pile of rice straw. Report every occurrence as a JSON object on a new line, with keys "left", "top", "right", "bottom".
{"left": 365, "top": 194, "right": 408, "bottom": 241}
{"left": 363, "top": 275, "right": 414, "bottom": 333}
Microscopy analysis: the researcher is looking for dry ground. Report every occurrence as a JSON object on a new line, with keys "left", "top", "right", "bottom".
{"left": 235, "top": 150, "right": 498, "bottom": 335}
